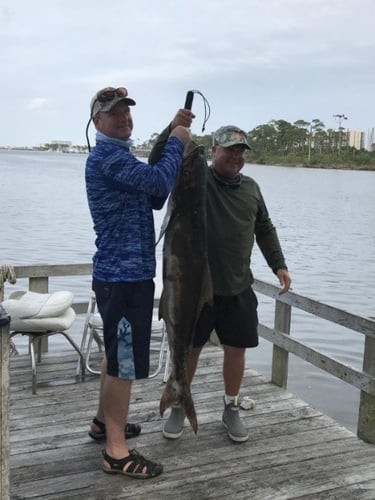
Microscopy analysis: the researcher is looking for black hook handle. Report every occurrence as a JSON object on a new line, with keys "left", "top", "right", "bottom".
{"left": 184, "top": 91, "right": 194, "bottom": 110}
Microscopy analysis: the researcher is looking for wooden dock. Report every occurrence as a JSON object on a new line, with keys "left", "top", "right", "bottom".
{"left": 9, "top": 346, "right": 375, "bottom": 500}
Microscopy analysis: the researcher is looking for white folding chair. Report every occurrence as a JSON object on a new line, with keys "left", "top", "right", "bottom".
{"left": 77, "top": 291, "right": 104, "bottom": 376}
{"left": 149, "top": 313, "right": 169, "bottom": 380}
{"left": 3, "top": 290, "right": 85, "bottom": 394}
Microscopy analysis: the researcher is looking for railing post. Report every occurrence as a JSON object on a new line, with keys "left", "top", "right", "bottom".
{"left": 1, "top": 305, "right": 11, "bottom": 500}
{"left": 29, "top": 276, "right": 49, "bottom": 353}
{"left": 357, "top": 335, "right": 375, "bottom": 444}
{"left": 28, "top": 276, "right": 49, "bottom": 294}
{"left": 271, "top": 299, "right": 291, "bottom": 388}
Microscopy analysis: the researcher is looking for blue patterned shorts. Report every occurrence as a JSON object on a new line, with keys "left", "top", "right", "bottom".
{"left": 92, "top": 279, "right": 155, "bottom": 379}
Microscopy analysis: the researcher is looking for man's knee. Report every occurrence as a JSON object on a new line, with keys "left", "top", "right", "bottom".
{"left": 223, "top": 345, "right": 245, "bottom": 358}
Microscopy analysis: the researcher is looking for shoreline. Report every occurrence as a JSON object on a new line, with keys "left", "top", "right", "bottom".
{"left": 2, "top": 148, "right": 375, "bottom": 171}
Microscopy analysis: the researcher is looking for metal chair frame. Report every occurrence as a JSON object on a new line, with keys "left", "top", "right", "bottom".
{"left": 6, "top": 290, "right": 85, "bottom": 394}
{"left": 10, "top": 329, "right": 85, "bottom": 394}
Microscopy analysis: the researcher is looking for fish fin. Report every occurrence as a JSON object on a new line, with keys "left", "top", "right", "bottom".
{"left": 158, "top": 290, "right": 165, "bottom": 321}
{"left": 155, "top": 195, "right": 176, "bottom": 245}
{"left": 159, "top": 378, "right": 174, "bottom": 417}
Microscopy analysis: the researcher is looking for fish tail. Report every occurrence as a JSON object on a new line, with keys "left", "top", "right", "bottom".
{"left": 182, "top": 393, "right": 198, "bottom": 434}
{"left": 159, "top": 377, "right": 198, "bottom": 433}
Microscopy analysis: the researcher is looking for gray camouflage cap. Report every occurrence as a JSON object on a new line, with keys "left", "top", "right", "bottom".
{"left": 213, "top": 125, "right": 251, "bottom": 150}
{"left": 90, "top": 87, "right": 136, "bottom": 117}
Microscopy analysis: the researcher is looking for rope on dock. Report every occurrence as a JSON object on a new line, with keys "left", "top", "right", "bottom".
{"left": 0, "top": 264, "right": 17, "bottom": 301}
{"left": 0, "top": 264, "right": 18, "bottom": 356}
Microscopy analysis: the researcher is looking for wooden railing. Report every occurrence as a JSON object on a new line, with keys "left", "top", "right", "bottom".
{"left": 253, "top": 279, "right": 375, "bottom": 444}
{"left": 1, "top": 263, "right": 374, "bottom": 439}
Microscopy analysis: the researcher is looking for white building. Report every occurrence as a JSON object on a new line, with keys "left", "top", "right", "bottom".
{"left": 367, "top": 128, "right": 375, "bottom": 151}
{"left": 347, "top": 130, "right": 365, "bottom": 150}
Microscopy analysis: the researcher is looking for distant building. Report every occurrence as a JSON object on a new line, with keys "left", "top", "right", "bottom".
{"left": 367, "top": 128, "right": 375, "bottom": 151}
{"left": 51, "top": 140, "right": 72, "bottom": 147}
{"left": 347, "top": 130, "right": 365, "bottom": 150}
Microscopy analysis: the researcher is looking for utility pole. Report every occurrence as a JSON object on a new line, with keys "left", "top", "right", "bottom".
{"left": 333, "top": 114, "right": 348, "bottom": 153}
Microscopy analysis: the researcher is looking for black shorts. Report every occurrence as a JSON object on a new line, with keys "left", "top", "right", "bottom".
{"left": 92, "top": 279, "right": 155, "bottom": 380}
{"left": 193, "top": 285, "right": 259, "bottom": 349}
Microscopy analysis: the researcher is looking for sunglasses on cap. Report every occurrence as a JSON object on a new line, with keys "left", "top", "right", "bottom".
{"left": 96, "top": 87, "right": 128, "bottom": 103}
{"left": 91, "top": 87, "right": 135, "bottom": 115}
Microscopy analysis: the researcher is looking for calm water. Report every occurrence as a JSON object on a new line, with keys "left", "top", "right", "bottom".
{"left": 1, "top": 150, "right": 375, "bottom": 433}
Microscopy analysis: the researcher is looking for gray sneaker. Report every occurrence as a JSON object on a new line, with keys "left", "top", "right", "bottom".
{"left": 222, "top": 397, "right": 249, "bottom": 443}
{"left": 163, "top": 404, "right": 185, "bottom": 439}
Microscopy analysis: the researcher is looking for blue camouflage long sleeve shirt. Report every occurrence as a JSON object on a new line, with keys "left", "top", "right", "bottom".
{"left": 85, "top": 136, "right": 184, "bottom": 282}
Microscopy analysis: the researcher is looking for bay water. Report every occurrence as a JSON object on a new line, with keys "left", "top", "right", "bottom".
{"left": 1, "top": 150, "right": 374, "bottom": 433}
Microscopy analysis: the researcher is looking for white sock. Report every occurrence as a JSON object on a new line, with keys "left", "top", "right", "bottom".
{"left": 224, "top": 394, "right": 238, "bottom": 405}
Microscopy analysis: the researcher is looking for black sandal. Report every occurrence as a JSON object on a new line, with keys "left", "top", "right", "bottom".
{"left": 89, "top": 417, "right": 141, "bottom": 441}
{"left": 102, "top": 449, "right": 163, "bottom": 479}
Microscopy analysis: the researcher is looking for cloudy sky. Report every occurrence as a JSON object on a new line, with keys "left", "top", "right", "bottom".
{"left": 1, "top": 0, "right": 375, "bottom": 147}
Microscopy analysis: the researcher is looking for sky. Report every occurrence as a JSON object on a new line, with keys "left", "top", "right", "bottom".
{"left": 1, "top": 0, "right": 375, "bottom": 147}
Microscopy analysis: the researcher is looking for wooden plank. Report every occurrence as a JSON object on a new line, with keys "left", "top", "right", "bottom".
{"left": 13, "top": 263, "right": 92, "bottom": 279}
{"left": 216, "top": 462, "right": 375, "bottom": 500}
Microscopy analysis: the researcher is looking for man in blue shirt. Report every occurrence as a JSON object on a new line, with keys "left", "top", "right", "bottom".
{"left": 85, "top": 86, "right": 193, "bottom": 479}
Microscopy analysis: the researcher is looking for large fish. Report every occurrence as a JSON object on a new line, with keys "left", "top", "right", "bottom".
{"left": 158, "top": 141, "right": 213, "bottom": 434}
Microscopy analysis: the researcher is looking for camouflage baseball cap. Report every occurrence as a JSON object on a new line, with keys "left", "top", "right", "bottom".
{"left": 214, "top": 125, "right": 251, "bottom": 150}
{"left": 90, "top": 87, "right": 136, "bottom": 117}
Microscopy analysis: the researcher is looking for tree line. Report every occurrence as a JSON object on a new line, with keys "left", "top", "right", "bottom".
{"left": 140, "top": 119, "right": 375, "bottom": 170}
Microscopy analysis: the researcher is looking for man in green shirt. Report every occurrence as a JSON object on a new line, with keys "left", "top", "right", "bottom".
{"left": 150, "top": 124, "right": 292, "bottom": 443}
